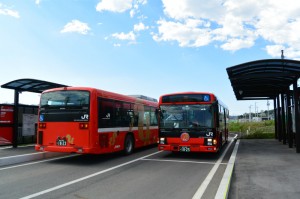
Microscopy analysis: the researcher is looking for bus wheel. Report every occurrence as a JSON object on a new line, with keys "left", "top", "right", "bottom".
{"left": 124, "top": 134, "right": 134, "bottom": 155}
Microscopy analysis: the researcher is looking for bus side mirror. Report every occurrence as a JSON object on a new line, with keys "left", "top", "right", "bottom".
{"left": 156, "top": 109, "right": 163, "bottom": 119}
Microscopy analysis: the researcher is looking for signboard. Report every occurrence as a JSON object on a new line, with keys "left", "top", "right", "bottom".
{"left": 22, "top": 114, "right": 38, "bottom": 136}
{"left": 0, "top": 105, "right": 14, "bottom": 144}
{"left": 0, "top": 105, "right": 14, "bottom": 124}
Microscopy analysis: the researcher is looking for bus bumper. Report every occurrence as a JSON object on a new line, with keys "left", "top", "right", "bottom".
{"left": 35, "top": 145, "right": 103, "bottom": 154}
{"left": 158, "top": 144, "right": 218, "bottom": 153}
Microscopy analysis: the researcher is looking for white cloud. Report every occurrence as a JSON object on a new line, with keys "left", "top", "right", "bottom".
{"left": 114, "top": 43, "right": 121, "bottom": 47}
{"left": 266, "top": 45, "right": 300, "bottom": 59}
{"left": 96, "top": 0, "right": 133, "bottom": 13}
{"left": 265, "top": 45, "right": 285, "bottom": 57}
{"left": 153, "top": 19, "right": 212, "bottom": 47}
{"left": 60, "top": 20, "right": 91, "bottom": 35}
{"left": 139, "top": 0, "right": 147, "bottom": 5}
{"left": 110, "top": 23, "right": 148, "bottom": 45}
{"left": 112, "top": 31, "right": 136, "bottom": 41}
{"left": 152, "top": 0, "right": 300, "bottom": 58}
{"left": 35, "top": 0, "right": 41, "bottom": 5}
{"left": 134, "top": 22, "right": 148, "bottom": 32}
{"left": 0, "top": 4, "right": 20, "bottom": 18}
{"left": 96, "top": 0, "right": 148, "bottom": 19}
{"left": 130, "top": 9, "right": 135, "bottom": 18}
{"left": 221, "top": 38, "right": 254, "bottom": 51}
{"left": 162, "top": 0, "right": 225, "bottom": 21}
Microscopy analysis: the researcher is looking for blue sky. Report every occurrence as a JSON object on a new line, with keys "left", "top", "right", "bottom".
{"left": 1, "top": 0, "right": 300, "bottom": 115}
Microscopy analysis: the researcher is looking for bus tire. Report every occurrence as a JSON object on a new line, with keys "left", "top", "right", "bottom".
{"left": 124, "top": 134, "right": 134, "bottom": 155}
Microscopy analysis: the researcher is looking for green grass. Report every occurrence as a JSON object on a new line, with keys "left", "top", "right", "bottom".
{"left": 229, "top": 120, "right": 275, "bottom": 139}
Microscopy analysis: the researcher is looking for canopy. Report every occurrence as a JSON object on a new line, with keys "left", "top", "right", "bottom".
{"left": 227, "top": 59, "right": 300, "bottom": 100}
{"left": 1, "top": 78, "right": 68, "bottom": 93}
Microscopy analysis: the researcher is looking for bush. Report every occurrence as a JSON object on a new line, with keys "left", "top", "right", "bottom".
{"left": 228, "top": 120, "right": 275, "bottom": 139}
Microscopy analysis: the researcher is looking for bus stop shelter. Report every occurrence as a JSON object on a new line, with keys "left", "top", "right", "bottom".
{"left": 227, "top": 59, "right": 300, "bottom": 153}
{"left": 1, "top": 79, "right": 68, "bottom": 148}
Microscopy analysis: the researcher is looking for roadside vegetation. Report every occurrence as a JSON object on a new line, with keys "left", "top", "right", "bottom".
{"left": 228, "top": 120, "right": 275, "bottom": 139}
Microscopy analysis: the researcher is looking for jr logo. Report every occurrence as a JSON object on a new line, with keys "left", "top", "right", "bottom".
{"left": 206, "top": 132, "right": 214, "bottom": 137}
{"left": 81, "top": 114, "right": 89, "bottom": 120}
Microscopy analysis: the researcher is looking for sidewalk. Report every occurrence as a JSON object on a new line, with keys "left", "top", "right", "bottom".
{"left": 229, "top": 139, "right": 300, "bottom": 199}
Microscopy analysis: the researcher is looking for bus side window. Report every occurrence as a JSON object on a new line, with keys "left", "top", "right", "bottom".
{"left": 213, "top": 103, "right": 219, "bottom": 128}
{"left": 144, "top": 106, "right": 150, "bottom": 126}
{"left": 114, "top": 101, "right": 122, "bottom": 127}
{"left": 122, "top": 103, "right": 131, "bottom": 127}
{"left": 98, "top": 98, "right": 114, "bottom": 128}
{"left": 132, "top": 104, "right": 139, "bottom": 127}
{"left": 219, "top": 105, "right": 225, "bottom": 130}
{"left": 150, "top": 107, "right": 158, "bottom": 126}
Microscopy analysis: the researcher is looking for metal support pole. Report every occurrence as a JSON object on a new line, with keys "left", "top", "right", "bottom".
{"left": 13, "top": 90, "right": 20, "bottom": 148}
{"left": 286, "top": 90, "right": 293, "bottom": 148}
{"left": 277, "top": 94, "right": 282, "bottom": 142}
{"left": 274, "top": 98, "right": 278, "bottom": 139}
{"left": 281, "top": 93, "right": 286, "bottom": 144}
{"left": 293, "top": 82, "right": 300, "bottom": 153}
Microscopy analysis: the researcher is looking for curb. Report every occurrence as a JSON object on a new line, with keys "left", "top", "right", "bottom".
{"left": 214, "top": 137, "right": 240, "bottom": 199}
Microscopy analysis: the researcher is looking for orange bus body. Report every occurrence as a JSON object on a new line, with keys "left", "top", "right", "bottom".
{"left": 158, "top": 92, "right": 229, "bottom": 153}
{"left": 35, "top": 87, "right": 158, "bottom": 154}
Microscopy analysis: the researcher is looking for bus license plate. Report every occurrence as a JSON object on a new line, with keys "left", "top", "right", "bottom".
{"left": 179, "top": 146, "right": 190, "bottom": 152}
{"left": 56, "top": 139, "right": 67, "bottom": 146}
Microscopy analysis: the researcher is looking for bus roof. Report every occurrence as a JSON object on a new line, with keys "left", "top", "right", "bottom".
{"left": 42, "top": 87, "right": 158, "bottom": 107}
{"left": 159, "top": 91, "right": 228, "bottom": 109}
{"left": 128, "top": 95, "right": 158, "bottom": 102}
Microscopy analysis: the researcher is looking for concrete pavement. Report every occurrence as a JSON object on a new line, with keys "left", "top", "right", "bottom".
{"left": 229, "top": 139, "right": 300, "bottom": 199}
{"left": 1, "top": 139, "right": 300, "bottom": 199}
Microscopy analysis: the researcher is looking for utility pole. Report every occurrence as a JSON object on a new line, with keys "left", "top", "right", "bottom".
{"left": 254, "top": 102, "right": 258, "bottom": 118}
{"left": 267, "top": 100, "right": 270, "bottom": 120}
{"left": 249, "top": 105, "right": 252, "bottom": 122}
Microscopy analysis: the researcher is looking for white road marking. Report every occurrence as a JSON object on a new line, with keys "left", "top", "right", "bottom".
{"left": 141, "top": 158, "right": 227, "bottom": 165}
{"left": 0, "top": 152, "right": 44, "bottom": 159}
{"left": 20, "top": 151, "right": 163, "bottom": 199}
{"left": 0, "top": 144, "right": 35, "bottom": 150}
{"left": 192, "top": 138, "right": 234, "bottom": 199}
{"left": 0, "top": 154, "right": 79, "bottom": 171}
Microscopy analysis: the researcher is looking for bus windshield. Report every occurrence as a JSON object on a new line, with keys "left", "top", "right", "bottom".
{"left": 40, "top": 91, "right": 90, "bottom": 109}
{"left": 39, "top": 90, "right": 90, "bottom": 122}
{"left": 159, "top": 104, "right": 213, "bottom": 129}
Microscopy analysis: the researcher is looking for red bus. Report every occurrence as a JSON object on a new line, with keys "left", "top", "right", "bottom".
{"left": 35, "top": 87, "right": 158, "bottom": 154}
{"left": 158, "top": 92, "right": 229, "bottom": 153}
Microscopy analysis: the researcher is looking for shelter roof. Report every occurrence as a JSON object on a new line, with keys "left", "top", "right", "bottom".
{"left": 227, "top": 59, "right": 300, "bottom": 100}
{"left": 1, "top": 78, "right": 68, "bottom": 93}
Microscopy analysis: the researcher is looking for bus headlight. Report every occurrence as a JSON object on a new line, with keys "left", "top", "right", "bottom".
{"left": 207, "top": 138, "right": 212, "bottom": 146}
{"left": 160, "top": 137, "right": 166, "bottom": 144}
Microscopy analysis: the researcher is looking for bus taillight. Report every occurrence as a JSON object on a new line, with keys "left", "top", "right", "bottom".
{"left": 79, "top": 123, "right": 89, "bottom": 129}
{"left": 39, "top": 123, "right": 46, "bottom": 129}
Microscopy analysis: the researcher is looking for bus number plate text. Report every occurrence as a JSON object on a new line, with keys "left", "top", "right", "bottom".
{"left": 56, "top": 139, "right": 67, "bottom": 146}
{"left": 179, "top": 146, "right": 190, "bottom": 152}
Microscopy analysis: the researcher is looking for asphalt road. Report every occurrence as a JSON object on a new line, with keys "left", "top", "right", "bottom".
{"left": 0, "top": 138, "right": 236, "bottom": 199}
